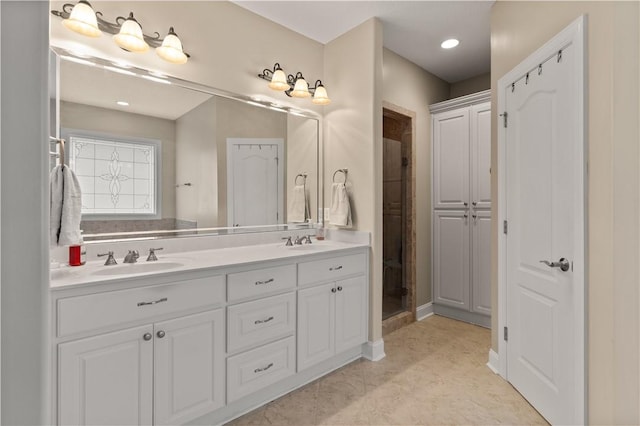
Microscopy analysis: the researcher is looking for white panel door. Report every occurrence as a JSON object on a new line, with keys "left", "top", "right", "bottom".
{"left": 471, "top": 210, "right": 492, "bottom": 316}
{"left": 297, "top": 282, "right": 335, "bottom": 371}
{"left": 504, "top": 29, "right": 583, "bottom": 424}
{"left": 433, "top": 210, "right": 470, "bottom": 309}
{"left": 58, "top": 325, "right": 153, "bottom": 426}
{"left": 433, "top": 108, "right": 470, "bottom": 209}
{"left": 227, "top": 138, "right": 284, "bottom": 227}
{"left": 335, "top": 276, "right": 367, "bottom": 354}
{"left": 471, "top": 102, "right": 492, "bottom": 209}
{"left": 153, "top": 309, "right": 225, "bottom": 426}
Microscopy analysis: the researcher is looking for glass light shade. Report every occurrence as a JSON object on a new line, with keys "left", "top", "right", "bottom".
{"left": 63, "top": 1, "right": 101, "bottom": 38}
{"left": 156, "top": 28, "right": 187, "bottom": 64}
{"left": 268, "top": 69, "right": 289, "bottom": 91}
{"left": 113, "top": 14, "right": 149, "bottom": 53}
{"left": 312, "top": 85, "right": 331, "bottom": 105}
{"left": 291, "top": 77, "right": 310, "bottom": 98}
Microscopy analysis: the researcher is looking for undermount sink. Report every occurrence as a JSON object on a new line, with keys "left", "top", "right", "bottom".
{"left": 91, "top": 261, "right": 185, "bottom": 276}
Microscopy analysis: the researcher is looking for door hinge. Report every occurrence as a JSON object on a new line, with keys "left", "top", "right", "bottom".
{"left": 503, "top": 220, "right": 508, "bottom": 234}
{"left": 504, "top": 326, "right": 508, "bottom": 341}
{"left": 500, "top": 111, "right": 508, "bottom": 128}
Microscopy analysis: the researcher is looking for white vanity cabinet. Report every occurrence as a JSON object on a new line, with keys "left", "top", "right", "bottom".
{"left": 297, "top": 253, "right": 368, "bottom": 371}
{"left": 56, "top": 276, "right": 226, "bottom": 426}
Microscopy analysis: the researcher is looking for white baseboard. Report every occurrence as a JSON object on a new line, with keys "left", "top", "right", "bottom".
{"left": 487, "top": 349, "right": 499, "bottom": 374}
{"left": 416, "top": 302, "right": 434, "bottom": 321}
{"left": 362, "top": 339, "right": 385, "bottom": 361}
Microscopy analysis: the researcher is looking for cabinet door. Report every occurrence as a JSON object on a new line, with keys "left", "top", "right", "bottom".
{"left": 433, "top": 210, "right": 470, "bottom": 309}
{"left": 153, "top": 309, "right": 225, "bottom": 425}
{"left": 297, "top": 282, "right": 335, "bottom": 371}
{"left": 433, "top": 108, "right": 470, "bottom": 209}
{"left": 58, "top": 325, "right": 153, "bottom": 425}
{"left": 471, "top": 102, "right": 492, "bottom": 209}
{"left": 335, "top": 275, "right": 367, "bottom": 354}
{"left": 471, "top": 210, "right": 492, "bottom": 316}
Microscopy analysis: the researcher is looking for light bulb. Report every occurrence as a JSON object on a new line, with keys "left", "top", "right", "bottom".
{"left": 63, "top": 0, "right": 101, "bottom": 38}
{"left": 291, "top": 76, "right": 310, "bottom": 98}
{"left": 269, "top": 68, "right": 289, "bottom": 91}
{"left": 113, "top": 13, "right": 149, "bottom": 53}
{"left": 312, "top": 84, "right": 331, "bottom": 105}
{"left": 156, "top": 27, "right": 188, "bottom": 64}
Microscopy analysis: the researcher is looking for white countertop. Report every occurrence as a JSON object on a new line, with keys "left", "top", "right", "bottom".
{"left": 50, "top": 240, "right": 369, "bottom": 290}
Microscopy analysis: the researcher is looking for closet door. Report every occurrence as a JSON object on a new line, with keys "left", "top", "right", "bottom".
{"left": 471, "top": 210, "right": 492, "bottom": 316}
{"left": 432, "top": 109, "right": 470, "bottom": 209}
{"left": 433, "top": 210, "right": 470, "bottom": 310}
{"left": 470, "top": 102, "right": 492, "bottom": 210}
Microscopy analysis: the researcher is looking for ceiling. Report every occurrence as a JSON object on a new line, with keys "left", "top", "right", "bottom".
{"left": 233, "top": 1, "right": 494, "bottom": 83}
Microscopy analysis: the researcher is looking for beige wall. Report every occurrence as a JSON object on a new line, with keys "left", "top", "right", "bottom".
{"left": 450, "top": 72, "right": 490, "bottom": 99}
{"left": 381, "top": 48, "right": 450, "bottom": 306}
{"left": 287, "top": 115, "right": 319, "bottom": 223}
{"left": 491, "top": 2, "right": 640, "bottom": 423}
{"left": 175, "top": 97, "right": 217, "bottom": 227}
{"left": 324, "top": 18, "right": 384, "bottom": 341}
{"left": 60, "top": 101, "right": 177, "bottom": 219}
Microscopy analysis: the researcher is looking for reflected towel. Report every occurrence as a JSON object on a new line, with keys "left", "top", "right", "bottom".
{"left": 50, "top": 165, "right": 83, "bottom": 246}
{"left": 289, "top": 184, "right": 309, "bottom": 223}
{"left": 329, "top": 183, "right": 352, "bottom": 228}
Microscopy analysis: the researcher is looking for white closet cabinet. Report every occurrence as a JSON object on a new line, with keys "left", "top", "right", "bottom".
{"left": 58, "top": 309, "right": 225, "bottom": 426}
{"left": 430, "top": 90, "right": 491, "bottom": 327}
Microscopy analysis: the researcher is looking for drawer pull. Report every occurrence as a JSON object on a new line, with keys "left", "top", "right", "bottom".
{"left": 254, "top": 363, "right": 274, "bottom": 373}
{"left": 137, "top": 297, "right": 168, "bottom": 307}
{"left": 254, "top": 316, "right": 274, "bottom": 325}
{"left": 329, "top": 265, "right": 343, "bottom": 271}
{"left": 255, "top": 278, "right": 274, "bottom": 286}
{"left": 337, "top": 286, "right": 343, "bottom": 291}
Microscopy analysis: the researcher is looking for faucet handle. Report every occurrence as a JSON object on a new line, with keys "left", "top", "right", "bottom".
{"left": 147, "top": 247, "right": 163, "bottom": 262}
{"left": 282, "top": 236, "right": 293, "bottom": 246}
{"left": 97, "top": 251, "right": 117, "bottom": 266}
{"left": 304, "top": 235, "right": 314, "bottom": 244}
{"left": 294, "top": 235, "right": 304, "bottom": 245}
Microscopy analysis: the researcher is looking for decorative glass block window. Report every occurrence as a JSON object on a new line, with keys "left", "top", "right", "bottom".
{"left": 66, "top": 132, "right": 160, "bottom": 217}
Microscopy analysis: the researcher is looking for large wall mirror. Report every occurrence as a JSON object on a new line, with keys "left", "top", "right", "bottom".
{"left": 51, "top": 49, "right": 320, "bottom": 241}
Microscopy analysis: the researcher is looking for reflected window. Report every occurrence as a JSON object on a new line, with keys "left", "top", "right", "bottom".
{"left": 65, "top": 131, "right": 160, "bottom": 217}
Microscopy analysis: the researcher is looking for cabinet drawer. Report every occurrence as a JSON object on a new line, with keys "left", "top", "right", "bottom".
{"left": 298, "top": 252, "right": 367, "bottom": 286}
{"left": 227, "top": 264, "right": 295, "bottom": 302}
{"left": 57, "top": 276, "right": 225, "bottom": 337}
{"left": 227, "top": 336, "right": 295, "bottom": 403}
{"left": 227, "top": 292, "right": 295, "bottom": 353}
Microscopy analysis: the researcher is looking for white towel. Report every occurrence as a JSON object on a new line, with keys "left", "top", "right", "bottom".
{"left": 50, "top": 165, "right": 83, "bottom": 246}
{"left": 289, "top": 184, "right": 309, "bottom": 223}
{"left": 329, "top": 183, "right": 352, "bottom": 227}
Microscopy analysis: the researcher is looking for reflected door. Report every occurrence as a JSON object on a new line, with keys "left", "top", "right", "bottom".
{"left": 227, "top": 138, "right": 284, "bottom": 227}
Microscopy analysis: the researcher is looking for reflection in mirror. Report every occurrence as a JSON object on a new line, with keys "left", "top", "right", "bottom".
{"left": 54, "top": 51, "right": 319, "bottom": 241}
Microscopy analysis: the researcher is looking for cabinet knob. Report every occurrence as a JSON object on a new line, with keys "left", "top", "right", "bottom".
{"left": 463, "top": 202, "right": 468, "bottom": 206}
{"left": 156, "top": 330, "right": 165, "bottom": 339}
{"left": 337, "top": 286, "right": 343, "bottom": 291}
{"left": 143, "top": 333, "right": 152, "bottom": 341}
{"left": 472, "top": 201, "right": 477, "bottom": 206}
{"left": 331, "top": 287, "right": 337, "bottom": 293}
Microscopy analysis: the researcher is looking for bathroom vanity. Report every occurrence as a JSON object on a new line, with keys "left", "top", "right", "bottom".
{"left": 50, "top": 236, "right": 369, "bottom": 425}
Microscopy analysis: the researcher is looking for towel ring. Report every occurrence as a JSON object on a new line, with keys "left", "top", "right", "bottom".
{"left": 295, "top": 173, "right": 307, "bottom": 185}
{"left": 332, "top": 168, "right": 348, "bottom": 184}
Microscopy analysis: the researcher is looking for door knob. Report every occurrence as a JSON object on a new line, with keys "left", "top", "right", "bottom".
{"left": 539, "top": 258, "right": 570, "bottom": 272}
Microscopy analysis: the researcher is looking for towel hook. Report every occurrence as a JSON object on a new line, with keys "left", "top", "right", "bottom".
{"left": 50, "top": 136, "right": 66, "bottom": 167}
{"left": 295, "top": 173, "right": 307, "bottom": 186}
{"left": 332, "top": 168, "right": 348, "bottom": 184}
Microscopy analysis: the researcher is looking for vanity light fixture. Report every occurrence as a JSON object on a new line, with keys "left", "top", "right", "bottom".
{"left": 258, "top": 63, "right": 331, "bottom": 105}
{"left": 52, "top": 2, "right": 191, "bottom": 64}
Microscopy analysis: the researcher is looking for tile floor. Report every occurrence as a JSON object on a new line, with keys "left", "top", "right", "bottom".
{"left": 229, "top": 315, "right": 547, "bottom": 425}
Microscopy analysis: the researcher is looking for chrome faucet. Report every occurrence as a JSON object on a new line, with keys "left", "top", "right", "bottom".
{"left": 123, "top": 250, "right": 139, "bottom": 264}
{"left": 146, "top": 247, "right": 163, "bottom": 261}
{"left": 303, "top": 235, "right": 313, "bottom": 244}
{"left": 294, "top": 235, "right": 304, "bottom": 245}
{"left": 282, "top": 236, "right": 293, "bottom": 246}
{"left": 97, "top": 251, "right": 117, "bottom": 266}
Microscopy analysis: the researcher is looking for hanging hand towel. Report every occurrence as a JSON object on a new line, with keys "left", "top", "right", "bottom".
{"left": 289, "top": 184, "right": 309, "bottom": 223}
{"left": 50, "top": 165, "right": 83, "bottom": 246}
{"left": 329, "top": 182, "right": 352, "bottom": 227}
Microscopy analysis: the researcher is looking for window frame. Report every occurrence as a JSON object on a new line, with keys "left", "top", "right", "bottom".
{"left": 61, "top": 128, "right": 162, "bottom": 220}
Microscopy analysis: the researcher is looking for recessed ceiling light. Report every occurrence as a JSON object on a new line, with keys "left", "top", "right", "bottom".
{"left": 441, "top": 39, "right": 460, "bottom": 49}
{"left": 116, "top": 101, "right": 129, "bottom": 106}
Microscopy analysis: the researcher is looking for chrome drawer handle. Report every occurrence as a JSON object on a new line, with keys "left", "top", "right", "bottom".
{"left": 329, "top": 266, "right": 343, "bottom": 271}
{"left": 254, "top": 316, "right": 274, "bottom": 325}
{"left": 137, "top": 297, "right": 168, "bottom": 307}
{"left": 254, "top": 363, "right": 273, "bottom": 373}
{"left": 255, "top": 278, "right": 274, "bottom": 285}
